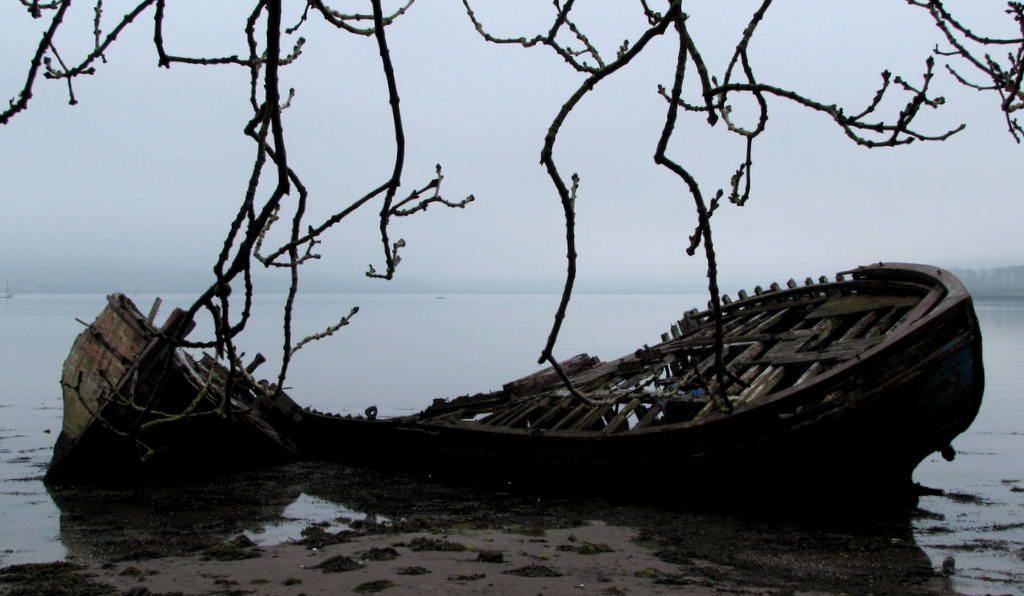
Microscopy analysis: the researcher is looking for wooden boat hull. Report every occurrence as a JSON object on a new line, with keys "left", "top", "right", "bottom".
{"left": 47, "top": 295, "right": 303, "bottom": 484}
{"left": 47, "top": 263, "right": 984, "bottom": 499}
{"left": 296, "top": 264, "right": 984, "bottom": 496}
{"left": 296, "top": 343, "right": 978, "bottom": 493}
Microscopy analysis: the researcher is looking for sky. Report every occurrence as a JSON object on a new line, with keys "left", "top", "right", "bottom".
{"left": 1, "top": 0, "right": 1021, "bottom": 296}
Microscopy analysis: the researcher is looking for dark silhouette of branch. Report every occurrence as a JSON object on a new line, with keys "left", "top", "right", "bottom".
{"left": 2, "top": 0, "right": 70, "bottom": 123}
{"left": 908, "top": 0, "right": 1024, "bottom": 142}
{"left": 6, "top": 0, "right": 1019, "bottom": 428}
{"left": 461, "top": 0, "right": 606, "bottom": 73}
{"left": 4, "top": 0, "right": 471, "bottom": 438}
{"left": 462, "top": 0, "right": 976, "bottom": 410}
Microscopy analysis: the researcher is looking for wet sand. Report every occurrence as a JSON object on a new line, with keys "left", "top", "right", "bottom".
{"left": 1, "top": 518, "right": 959, "bottom": 595}
{"left": 4, "top": 522, "right": 744, "bottom": 595}
{"left": 1, "top": 461, "right": 968, "bottom": 596}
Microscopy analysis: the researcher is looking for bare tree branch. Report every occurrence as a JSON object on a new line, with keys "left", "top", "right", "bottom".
{"left": 909, "top": 0, "right": 1024, "bottom": 141}
{"left": 463, "top": 0, "right": 978, "bottom": 410}
{"left": 4, "top": 0, "right": 470, "bottom": 441}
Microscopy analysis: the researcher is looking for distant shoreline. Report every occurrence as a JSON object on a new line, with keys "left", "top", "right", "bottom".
{"left": 971, "top": 292, "right": 1024, "bottom": 300}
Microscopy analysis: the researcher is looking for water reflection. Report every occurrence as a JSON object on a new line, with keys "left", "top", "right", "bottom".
{"left": 911, "top": 297, "right": 1024, "bottom": 595}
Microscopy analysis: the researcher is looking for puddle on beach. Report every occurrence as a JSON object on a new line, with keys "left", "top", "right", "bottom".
{"left": 246, "top": 493, "right": 383, "bottom": 547}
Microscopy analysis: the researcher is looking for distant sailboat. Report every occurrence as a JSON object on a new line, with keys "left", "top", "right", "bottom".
{"left": 1, "top": 280, "right": 13, "bottom": 299}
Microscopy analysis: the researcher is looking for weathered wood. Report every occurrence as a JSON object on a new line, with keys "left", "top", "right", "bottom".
{"left": 502, "top": 353, "right": 601, "bottom": 397}
{"left": 570, "top": 404, "right": 614, "bottom": 431}
{"left": 146, "top": 297, "right": 162, "bottom": 325}
{"left": 806, "top": 294, "right": 919, "bottom": 319}
{"left": 48, "top": 294, "right": 300, "bottom": 484}
{"left": 723, "top": 362, "right": 765, "bottom": 396}
{"left": 550, "top": 402, "right": 591, "bottom": 431}
{"left": 723, "top": 341, "right": 767, "bottom": 369}
{"left": 602, "top": 397, "right": 643, "bottom": 434}
{"left": 527, "top": 395, "right": 575, "bottom": 430}
{"left": 800, "top": 316, "right": 846, "bottom": 351}
{"left": 493, "top": 395, "right": 554, "bottom": 428}
{"left": 839, "top": 310, "right": 879, "bottom": 341}
{"left": 791, "top": 361, "right": 825, "bottom": 388}
{"left": 631, "top": 401, "right": 664, "bottom": 430}
{"left": 49, "top": 263, "right": 985, "bottom": 500}
{"left": 864, "top": 306, "right": 904, "bottom": 338}
{"left": 733, "top": 308, "right": 792, "bottom": 337}
{"left": 748, "top": 337, "right": 882, "bottom": 365}
{"left": 736, "top": 365, "right": 787, "bottom": 406}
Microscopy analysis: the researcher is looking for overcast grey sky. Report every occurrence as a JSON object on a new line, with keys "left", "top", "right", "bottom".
{"left": 1, "top": 1, "right": 1020, "bottom": 295}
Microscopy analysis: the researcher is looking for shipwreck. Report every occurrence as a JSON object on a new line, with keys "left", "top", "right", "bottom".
{"left": 46, "top": 262, "right": 984, "bottom": 499}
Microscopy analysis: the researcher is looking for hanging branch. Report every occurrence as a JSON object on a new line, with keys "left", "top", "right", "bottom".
{"left": 908, "top": 0, "right": 1024, "bottom": 142}
{"left": 462, "top": 0, "right": 969, "bottom": 410}
{"left": 2, "top": 0, "right": 71, "bottom": 123}
{"left": 5, "top": 0, "right": 472, "bottom": 437}
{"left": 368, "top": 0, "right": 412, "bottom": 282}
{"left": 8, "top": 0, "right": 1019, "bottom": 431}
{"left": 461, "top": 0, "right": 605, "bottom": 73}
{"left": 531, "top": 8, "right": 678, "bottom": 407}
{"left": 653, "top": 14, "right": 732, "bottom": 413}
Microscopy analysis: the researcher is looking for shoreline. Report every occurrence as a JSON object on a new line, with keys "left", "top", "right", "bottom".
{"left": 1, "top": 521, "right": 958, "bottom": 596}
{"left": 3, "top": 459, "right": 980, "bottom": 595}
{"left": 2, "top": 510, "right": 962, "bottom": 596}
{"left": 18, "top": 522, "right": 708, "bottom": 596}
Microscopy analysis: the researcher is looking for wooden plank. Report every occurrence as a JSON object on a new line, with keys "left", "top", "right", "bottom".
{"left": 484, "top": 398, "right": 535, "bottom": 426}
{"left": 731, "top": 307, "right": 793, "bottom": 337}
{"left": 632, "top": 402, "right": 664, "bottom": 430}
{"left": 838, "top": 310, "right": 879, "bottom": 341}
{"left": 799, "top": 316, "right": 845, "bottom": 351}
{"left": 736, "top": 365, "right": 787, "bottom": 405}
{"left": 723, "top": 341, "right": 767, "bottom": 371}
{"left": 550, "top": 402, "right": 590, "bottom": 431}
{"left": 724, "top": 362, "right": 764, "bottom": 395}
{"left": 749, "top": 336, "right": 881, "bottom": 365}
{"left": 609, "top": 355, "right": 674, "bottom": 396}
{"left": 863, "top": 306, "right": 903, "bottom": 338}
{"left": 729, "top": 306, "right": 796, "bottom": 336}
{"left": 759, "top": 332, "right": 814, "bottom": 361}
{"left": 602, "top": 397, "right": 643, "bottom": 434}
{"left": 502, "top": 353, "right": 601, "bottom": 397}
{"left": 496, "top": 395, "right": 553, "bottom": 428}
{"left": 791, "top": 361, "right": 825, "bottom": 387}
{"left": 570, "top": 404, "right": 615, "bottom": 431}
{"left": 528, "top": 395, "right": 574, "bottom": 429}
{"left": 806, "top": 294, "right": 918, "bottom": 319}
{"left": 563, "top": 360, "right": 621, "bottom": 391}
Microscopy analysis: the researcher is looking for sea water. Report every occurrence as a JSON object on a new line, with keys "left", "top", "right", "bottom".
{"left": 913, "top": 298, "right": 1024, "bottom": 594}
{"left": 1, "top": 292, "right": 1022, "bottom": 594}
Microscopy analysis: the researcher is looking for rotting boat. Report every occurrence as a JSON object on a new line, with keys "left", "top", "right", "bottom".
{"left": 46, "top": 262, "right": 984, "bottom": 500}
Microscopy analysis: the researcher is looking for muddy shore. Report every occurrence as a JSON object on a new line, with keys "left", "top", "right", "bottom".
{"left": 2, "top": 461, "right": 962, "bottom": 595}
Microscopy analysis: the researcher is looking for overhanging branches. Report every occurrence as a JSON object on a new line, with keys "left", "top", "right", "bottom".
{"left": 5, "top": 0, "right": 472, "bottom": 432}
{"left": 461, "top": 0, "right": 983, "bottom": 410}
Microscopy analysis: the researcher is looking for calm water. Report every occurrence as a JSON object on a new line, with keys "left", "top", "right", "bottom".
{"left": 1, "top": 292, "right": 1022, "bottom": 594}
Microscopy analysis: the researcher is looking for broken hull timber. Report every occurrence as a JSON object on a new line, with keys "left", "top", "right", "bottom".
{"left": 47, "top": 294, "right": 303, "bottom": 484}
{"left": 295, "top": 263, "right": 984, "bottom": 496}
{"left": 46, "top": 263, "right": 983, "bottom": 500}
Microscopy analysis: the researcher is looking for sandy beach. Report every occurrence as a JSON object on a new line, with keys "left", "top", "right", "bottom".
{"left": 2, "top": 510, "right": 960, "bottom": 596}
{"left": 27, "top": 522, "right": 728, "bottom": 595}
{"left": 2, "top": 456, "right": 978, "bottom": 595}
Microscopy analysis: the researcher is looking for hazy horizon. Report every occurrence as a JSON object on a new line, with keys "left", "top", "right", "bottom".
{"left": 3, "top": 260, "right": 1019, "bottom": 297}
